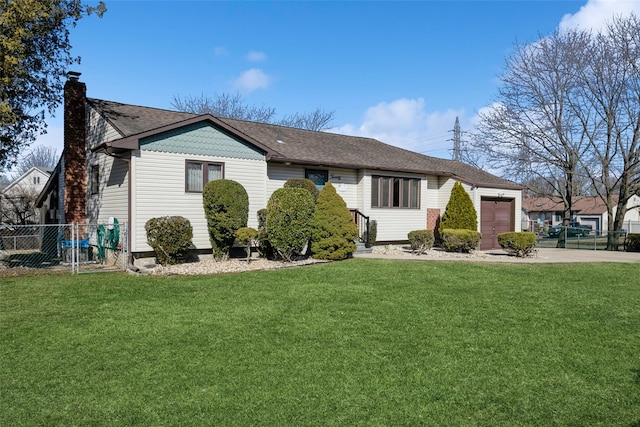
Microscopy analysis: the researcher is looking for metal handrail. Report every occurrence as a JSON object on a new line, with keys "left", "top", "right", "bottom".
{"left": 349, "top": 209, "right": 371, "bottom": 248}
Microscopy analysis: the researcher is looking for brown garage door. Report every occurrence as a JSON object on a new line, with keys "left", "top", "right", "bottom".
{"left": 480, "top": 198, "right": 515, "bottom": 250}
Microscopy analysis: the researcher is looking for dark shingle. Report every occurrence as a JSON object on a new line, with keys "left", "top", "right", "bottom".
{"left": 89, "top": 98, "right": 521, "bottom": 190}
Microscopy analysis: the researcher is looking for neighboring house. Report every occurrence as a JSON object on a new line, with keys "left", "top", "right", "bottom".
{"left": 1, "top": 166, "right": 53, "bottom": 224}
{"left": 37, "top": 74, "right": 522, "bottom": 264}
{"left": 522, "top": 195, "right": 640, "bottom": 233}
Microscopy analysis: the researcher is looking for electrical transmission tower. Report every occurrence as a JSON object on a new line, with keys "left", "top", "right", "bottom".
{"left": 451, "top": 116, "right": 462, "bottom": 161}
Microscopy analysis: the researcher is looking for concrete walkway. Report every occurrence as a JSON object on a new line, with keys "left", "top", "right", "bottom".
{"left": 354, "top": 246, "right": 640, "bottom": 264}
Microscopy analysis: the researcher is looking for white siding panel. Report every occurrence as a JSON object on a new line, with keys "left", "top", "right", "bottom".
{"left": 87, "top": 105, "right": 122, "bottom": 149}
{"left": 132, "top": 150, "right": 266, "bottom": 253}
{"left": 438, "top": 177, "right": 456, "bottom": 211}
{"left": 266, "top": 164, "right": 358, "bottom": 208}
{"left": 425, "top": 174, "right": 440, "bottom": 209}
{"left": 87, "top": 151, "right": 129, "bottom": 225}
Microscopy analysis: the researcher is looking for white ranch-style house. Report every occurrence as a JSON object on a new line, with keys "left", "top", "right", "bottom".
{"left": 37, "top": 74, "right": 523, "bottom": 265}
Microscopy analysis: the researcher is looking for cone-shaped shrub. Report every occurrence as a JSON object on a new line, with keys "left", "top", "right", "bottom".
{"left": 266, "top": 187, "right": 315, "bottom": 261}
{"left": 202, "top": 179, "right": 249, "bottom": 260}
{"left": 310, "top": 182, "right": 358, "bottom": 260}
{"left": 439, "top": 181, "right": 478, "bottom": 234}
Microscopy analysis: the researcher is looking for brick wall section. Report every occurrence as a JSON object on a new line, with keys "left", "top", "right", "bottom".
{"left": 427, "top": 208, "right": 441, "bottom": 230}
{"left": 427, "top": 208, "right": 442, "bottom": 241}
{"left": 63, "top": 76, "right": 87, "bottom": 224}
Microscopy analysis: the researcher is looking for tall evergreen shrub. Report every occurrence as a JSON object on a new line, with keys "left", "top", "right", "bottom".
{"left": 202, "top": 179, "right": 249, "bottom": 260}
{"left": 266, "top": 188, "right": 315, "bottom": 261}
{"left": 439, "top": 181, "right": 478, "bottom": 234}
{"left": 310, "top": 182, "right": 358, "bottom": 260}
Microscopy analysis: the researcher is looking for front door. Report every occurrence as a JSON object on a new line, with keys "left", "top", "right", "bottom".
{"left": 305, "top": 169, "right": 328, "bottom": 190}
{"left": 480, "top": 198, "right": 515, "bottom": 250}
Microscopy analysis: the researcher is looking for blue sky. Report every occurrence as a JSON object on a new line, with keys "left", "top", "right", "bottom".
{"left": 33, "top": 0, "right": 640, "bottom": 161}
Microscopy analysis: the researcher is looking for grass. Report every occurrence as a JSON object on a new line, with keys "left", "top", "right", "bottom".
{"left": 2, "top": 259, "right": 639, "bottom": 426}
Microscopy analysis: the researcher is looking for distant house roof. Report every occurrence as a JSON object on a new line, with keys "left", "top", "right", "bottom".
{"left": 2, "top": 166, "right": 53, "bottom": 194}
{"left": 522, "top": 196, "right": 619, "bottom": 215}
{"left": 88, "top": 98, "right": 522, "bottom": 190}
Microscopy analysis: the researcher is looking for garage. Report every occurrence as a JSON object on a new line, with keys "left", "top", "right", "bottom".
{"left": 480, "top": 197, "right": 515, "bottom": 250}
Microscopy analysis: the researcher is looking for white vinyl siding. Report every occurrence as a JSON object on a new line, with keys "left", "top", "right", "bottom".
{"left": 87, "top": 106, "right": 122, "bottom": 148}
{"left": 87, "top": 152, "right": 129, "bottom": 225}
{"left": 266, "top": 164, "right": 358, "bottom": 208}
{"left": 131, "top": 150, "right": 266, "bottom": 252}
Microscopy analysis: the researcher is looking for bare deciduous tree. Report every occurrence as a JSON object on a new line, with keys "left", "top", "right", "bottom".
{"left": 573, "top": 14, "right": 640, "bottom": 249}
{"left": 471, "top": 30, "right": 592, "bottom": 247}
{"left": 172, "top": 92, "right": 335, "bottom": 131}
{"left": 471, "top": 13, "right": 640, "bottom": 250}
{"left": 1, "top": 187, "right": 41, "bottom": 225}
{"left": 13, "top": 145, "right": 58, "bottom": 178}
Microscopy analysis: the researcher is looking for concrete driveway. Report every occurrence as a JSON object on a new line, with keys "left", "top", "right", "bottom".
{"left": 355, "top": 246, "right": 640, "bottom": 264}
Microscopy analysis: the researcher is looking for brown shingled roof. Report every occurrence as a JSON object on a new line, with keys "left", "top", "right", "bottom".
{"left": 522, "top": 196, "right": 617, "bottom": 214}
{"left": 88, "top": 98, "right": 521, "bottom": 190}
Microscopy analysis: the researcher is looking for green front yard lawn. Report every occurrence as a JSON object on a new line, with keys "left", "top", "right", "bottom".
{"left": 1, "top": 259, "right": 639, "bottom": 426}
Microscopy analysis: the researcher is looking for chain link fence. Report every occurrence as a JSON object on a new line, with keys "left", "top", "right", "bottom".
{"left": 528, "top": 220, "right": 639, "bottom": 251}
{"left": 0, "top": 222, "right": 128, "bottom": 275}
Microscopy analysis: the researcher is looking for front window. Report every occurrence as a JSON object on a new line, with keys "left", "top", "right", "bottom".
{"left": 305, "top": 169, "right": 328, "bottom": 190}
{"left": 371, "top": 175, "right": 420, "bottom": 208}
{"left": 186, "top": 161, "right": 224, "bottom": 192}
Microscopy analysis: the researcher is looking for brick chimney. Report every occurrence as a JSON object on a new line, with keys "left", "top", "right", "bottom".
{"left": 63, "top": 72, "right": 87, "bottom": 224}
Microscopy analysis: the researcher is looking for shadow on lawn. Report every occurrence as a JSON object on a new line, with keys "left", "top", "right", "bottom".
{"left": 1, "top": 252, "right": 60, "bottom": 269}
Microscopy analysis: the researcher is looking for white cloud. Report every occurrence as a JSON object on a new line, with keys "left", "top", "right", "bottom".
{"left": 329, "top": 97, "right": 466, "bottom": 158}
{"left": 246, "top": 50, "right": 267, "bottom": 62}
{"left": 559, "top": 0, "right": 640, "bottom": 32}
{"left": 232, "top": 68, "right": 271, "bottom": 93}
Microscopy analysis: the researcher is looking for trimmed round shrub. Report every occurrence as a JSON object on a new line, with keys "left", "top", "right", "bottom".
{"left": 236, "top": 227, "right": 259, "bottom": 262}
{"left": 440, "top": 228, "right": 481, "bottom": 253}
{"left": 202, "top": 179, "right": 249, "bottom": 260}
{"left": 266, "top": 188, "right": 315, "bottom": 261}
{"left": 310, "top": 182, "right": 358, "bottom": 260}
{"left": 284, "top": 178, "right": 320, "bottom": 202}
{"left": 497, "top": 231, "right": 537, "bottom": 257}
{"left": 407, "top": 229, "right": 434, "bottom": 255}
{"left": 439, "top": 181, "right": 478, "bottom": 234}
{"left": 145, "top": 216, "right": 193, "bottom": 265}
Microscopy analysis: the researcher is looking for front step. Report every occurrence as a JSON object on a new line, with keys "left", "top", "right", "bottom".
{"left": 353, "top": 241, "right": 373, "bottom": 254}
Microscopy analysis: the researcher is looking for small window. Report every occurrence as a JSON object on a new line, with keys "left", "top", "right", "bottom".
{"left": 305, "top": 169, "right": 328, "bottom": 190}
{"left": 186, "top": 161, "right": 224, "bottom": 192}
{"left": 371, "top": 175, "right": 420, "bottom": 209}
{"left": 33, "top": 176, "right": 40, "bottom": 184}
{"left": 90, "top": 165, "right": 99, "bottom": 195}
